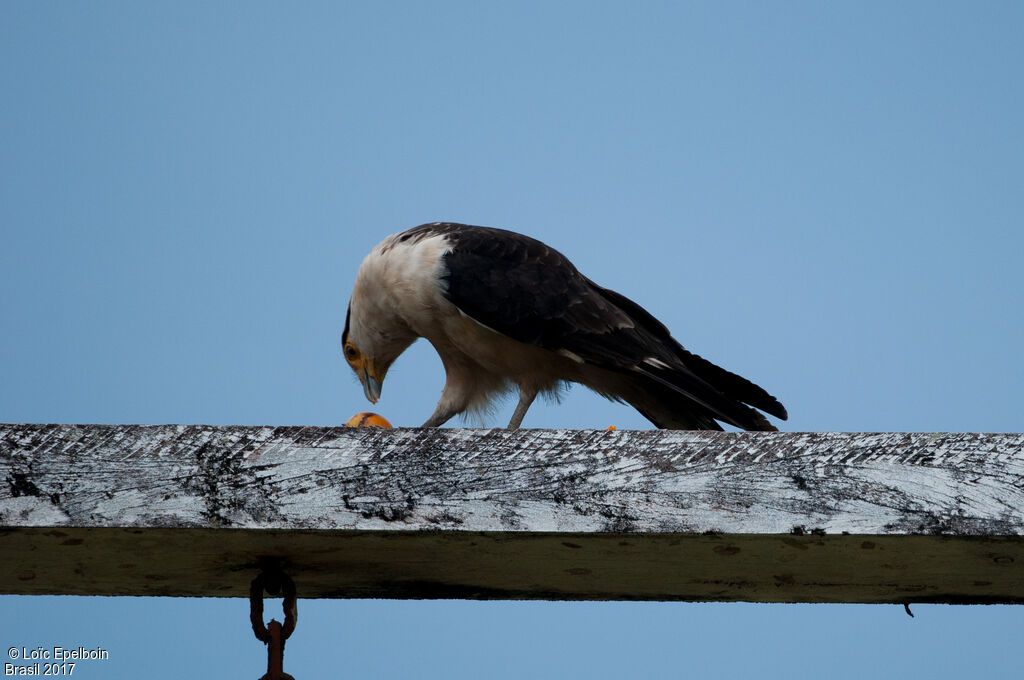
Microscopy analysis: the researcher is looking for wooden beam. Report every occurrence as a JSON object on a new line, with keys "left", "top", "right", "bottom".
{"left": 2, "top": 424, "right": 1023, "bottom": 604}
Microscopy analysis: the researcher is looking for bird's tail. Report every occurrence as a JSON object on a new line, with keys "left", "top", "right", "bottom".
{"left": 627, "top": 348, "right": 787, "bottom": 432}
{"left": 589, "top": 284, "right": 787, "bottom": 431}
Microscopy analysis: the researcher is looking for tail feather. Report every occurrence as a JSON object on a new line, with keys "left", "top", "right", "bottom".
{"left": 633, "top": 364, "right": 779, "bottom": 431}
{"left": 673, "top": 347, "right": 788, "bottom": 421}
{"left": 590, "top": 283, "right": 786, "bottom": 429}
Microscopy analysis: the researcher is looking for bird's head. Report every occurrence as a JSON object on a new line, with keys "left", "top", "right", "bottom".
{"left": 341, "top": 298, "right": 415, "bottom": 405}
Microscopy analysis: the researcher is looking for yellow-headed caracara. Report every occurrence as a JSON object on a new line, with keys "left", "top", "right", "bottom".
{"left": 342, "top": 223, "right": 787, "bottom": 430}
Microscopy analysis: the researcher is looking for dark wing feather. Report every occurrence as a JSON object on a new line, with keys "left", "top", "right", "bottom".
{"left": 420, "top": 222, "right": 786, "bottom": 431}
{"left": 428, "top": 223, "right": 616, "bottom": 346}
{"left": 593, "top": 285, "right": 788, "bottom": 421}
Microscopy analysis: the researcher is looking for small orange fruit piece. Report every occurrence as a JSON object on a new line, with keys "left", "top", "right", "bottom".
{"left": 345, "top": 412, "right": 393, "bottom": 428}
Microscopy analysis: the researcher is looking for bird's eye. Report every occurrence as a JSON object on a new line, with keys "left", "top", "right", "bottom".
{"left": 344, "top": 344, "right": 359, "bottom": 361}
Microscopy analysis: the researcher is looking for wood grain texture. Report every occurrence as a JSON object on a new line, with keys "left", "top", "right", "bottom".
{"left": 2, "top": 424, "right": 1023, "bottom": 603}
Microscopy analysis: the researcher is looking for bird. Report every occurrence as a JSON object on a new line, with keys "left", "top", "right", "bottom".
{"left": 342, "top": 222, "right": 787, "bottom": 431}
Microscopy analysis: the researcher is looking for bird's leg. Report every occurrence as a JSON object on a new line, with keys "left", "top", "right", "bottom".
{"left": 507, "top": 388, "right": 538, "bottom": 429}
{"left": 422, "top": 406, "right": 457, "bottom": 428}
{"left": 422, "top": 370, "right": 472, "bottom": 427}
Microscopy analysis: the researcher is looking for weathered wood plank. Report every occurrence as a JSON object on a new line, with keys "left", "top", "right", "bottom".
{"left": 2, "top": 424, "right": 1023, "bottom": 603}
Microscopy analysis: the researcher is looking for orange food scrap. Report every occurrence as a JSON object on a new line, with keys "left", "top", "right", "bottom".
{"left": 345, "top": 412, "right": 393, "bottom": 428}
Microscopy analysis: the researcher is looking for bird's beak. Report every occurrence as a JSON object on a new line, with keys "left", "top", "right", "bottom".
{"left": 361, "top": 365, "right": 383, "bottom": 404}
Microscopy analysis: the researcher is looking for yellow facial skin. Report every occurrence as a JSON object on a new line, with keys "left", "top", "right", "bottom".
{"left": 343, "top": 341, "right": 383, "bottom": 403}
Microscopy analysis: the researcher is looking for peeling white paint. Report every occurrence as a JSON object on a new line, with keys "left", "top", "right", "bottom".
{"left": 2, "top": 425, "right": 1024, "bottom": 537}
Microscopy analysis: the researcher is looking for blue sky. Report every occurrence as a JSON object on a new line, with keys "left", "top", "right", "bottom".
{"left": 2, "top": 2, "right": 1023, "bottom": 678}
